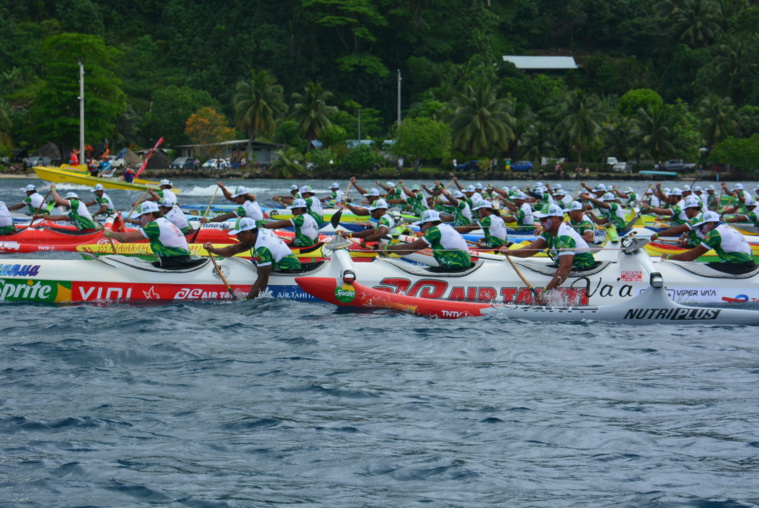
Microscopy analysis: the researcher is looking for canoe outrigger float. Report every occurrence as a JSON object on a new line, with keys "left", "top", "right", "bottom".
{"left": 32, "top": 164, "right": 180, "bottom": 193}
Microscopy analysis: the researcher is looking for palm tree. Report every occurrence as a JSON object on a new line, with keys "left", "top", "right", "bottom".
{"left": 698, "top": 95, "right": 739, "bottom": 149}
{"left": 674, "top": 0, "right": 722, "bottom": 48}
{"left": 603, "top": 116, "right": 637, "bottom": 162}
{"left": 233, "top": 69, "right": 287, "bottom": 153}
{"left": 556, "top": 92, "right": 604, "bottom": 164}
{"left": 270, "top": 147, "right": 306, "bottom": 179}
{"left": 447, "top": 80, "right": 514, "bottom": 156}
{"left": 290, "top": 82, "right": 338, "bottom": 152}
{"left": 632, "top": 105, "right": 678, "bottom": 162}
{"left": 519, "top": 121, "right": 558, "bottom": 162}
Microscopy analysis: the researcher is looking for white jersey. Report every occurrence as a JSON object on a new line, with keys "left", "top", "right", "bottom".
{"left": 480, "top": 214, "right": 507, "bottom": 242}
{"left": 70, "top": 199, "right": 95, "bottom": 221}
{"left": 0, "top": 202, "right": 12, "bottom": 229}
{"left": 556, "top": 195, "right": 572, "bottom": 209}
{"left": 253, "top": 229, "right": 295, "bottom": 267}
{"left": 519, "top": 202, "right": 535, "bottom": 226}
{"left": 164, "top": 205, "right": 190, "bottom": 231}
{"left": 27, "top": 192, "right": 44, "bottom": 211}
{"left": 160, "top": 189, "right": 178, "bottom": 205}
{"left": 235, "top": 199, "right": 264, "bottom": 221}
{"left": 289, "top": 212, "right": 320, "bottom": 241}
{"left": 422, "top": 223, "right": 469, "bottom": 252}
{"left": 307, "top": 196, "right": 324, "bottom": 217}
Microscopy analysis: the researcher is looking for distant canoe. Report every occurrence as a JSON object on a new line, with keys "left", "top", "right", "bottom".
{"left": 640, "top": 170, "right": 678, "bottom": 177}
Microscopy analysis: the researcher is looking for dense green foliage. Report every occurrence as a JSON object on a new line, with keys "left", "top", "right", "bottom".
{"left": 1, "top": 0, "right": 759, "bottom": 171}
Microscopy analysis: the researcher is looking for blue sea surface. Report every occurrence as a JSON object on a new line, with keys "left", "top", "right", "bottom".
{"left": 1, "top": 177, "right": 758, "bottom": 506}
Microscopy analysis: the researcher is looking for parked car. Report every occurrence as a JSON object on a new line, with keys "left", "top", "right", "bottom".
{"left": 612, "top": 162, "right": 630, "bottom": 173}
{"left": 26, "top": 156, "right": 53, "bottom": 167}
{"left": 512, "top": 160, "right": 534, "bottom": 172}
{"left": 169, "top": 157, "right": 195, "bottom": 170}
{"left": 456, "top": 160, "right": 480, "bottom": 171}
{"left": 663, "top": 159, "right": 696, "bottom": 172}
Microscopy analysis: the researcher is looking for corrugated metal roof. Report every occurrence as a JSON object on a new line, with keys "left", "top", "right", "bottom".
{"left": 502, "top": 56, "right": 578, "bottom": 70}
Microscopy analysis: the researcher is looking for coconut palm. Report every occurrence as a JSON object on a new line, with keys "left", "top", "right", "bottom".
{"left": 270, "top": 147, "right": 306, "bottom": 179}
{"left": 447, "top": 80, "right": 514, "bottom": 156}
{"left": 603, "top": 115, "right": 637, "bottom": 162}
{"left": 673, "top": 0, "right": 722, "bottom": 48}
{"left": 698, "top": 95, "right": 739, "bottom": 149}
{"left": 556, "top": 92, "right": 605, "bottom": 164}
{"left": 233, "top": 69, "right": 287, "bottom": 152}
{"left": 519, "top": 121, "right": 558, "bottom": 162}
{"left": 290, "top": 82, "right": 338, "bottom": 152}
{"left": 632, "top": 105, "right": 678, "bottom": 161}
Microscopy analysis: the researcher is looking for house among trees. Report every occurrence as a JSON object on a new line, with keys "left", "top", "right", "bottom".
{"left": 174, "top": 139, "right": 284, "bottom": 168}
{"left": 502, "top": 56, "right": 579, "bottom": 75}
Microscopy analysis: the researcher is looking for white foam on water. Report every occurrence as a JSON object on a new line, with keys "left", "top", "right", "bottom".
{"left": 181, "top": 185, "right": 270, "bottom": 196}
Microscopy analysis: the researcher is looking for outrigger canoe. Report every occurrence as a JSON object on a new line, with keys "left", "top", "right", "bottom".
{"left": 295, "top": 274, "right": 759, "bottom": 325}
{"left": 32, "top": 164, "right": 180, "bottom": 193}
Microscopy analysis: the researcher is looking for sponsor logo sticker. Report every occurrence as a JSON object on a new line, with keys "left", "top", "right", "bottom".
{"left": 334, "top": 284, "right": 356, "bottom": 303}
{"left": 620, "top": 270, "right": 643, "bottom": 282}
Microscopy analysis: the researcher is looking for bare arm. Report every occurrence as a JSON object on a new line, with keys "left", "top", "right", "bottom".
{"left": 499, "top": 237, "right": 547, "bottom": 258}
{"left": 107, "top": 229, "right": 146, "bottom": 242}
{"left": 665, "top": 244, "right": 709, "bottom": 262}
{"left": 545, "top": 254, "right": 574, "bottom": 291}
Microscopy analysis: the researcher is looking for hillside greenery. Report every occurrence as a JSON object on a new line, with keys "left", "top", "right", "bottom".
{"left": 1, "top": 0, "right": 759, "bottom": 171}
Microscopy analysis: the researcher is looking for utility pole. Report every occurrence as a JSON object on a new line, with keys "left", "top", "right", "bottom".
{"left": 397, "top": 69, "right": 401, "bottom": 127}
{"left": 78, "top": 59, "right": 85, "bottom": 164}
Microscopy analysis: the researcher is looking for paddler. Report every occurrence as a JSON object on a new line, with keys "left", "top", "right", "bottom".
{"left": 721, "top": 182, "right": 750, "bottom": 214}
{"left": 500, "top": 203, "right": 596, "bottom": 303}
{"left": 339, "top": 199, "right": 395, "bottom": 247}
{"left": 492, "top": 189, "right": 535, "bottom": 230}
{"left": 436, "top": 186, "right": 473, "bottom": 226}
{"left": 8, "top": 184, "right": 49, "bottom": 215}
{"left": 583, "top": 191, "right": 628, "bottom": 234}
{"left": 391, "top": 181, "right": 429, "bottom": 216}
{"left": 565, "top": 201, "right": 597, "bottom": 244}
{"left": 455, "top": 200, "right": 508, "bottom": 248}
{"left": 85, "top": 184, "right": 117, "bottom": 217}
{"left": 158, "top": 197, "right": 193, "bottom": 235}
{"left": 0, "top": 201, "right": 15, "bottom": 235}
{"left": 199, "top": 183, "right": 264, "bottom": 225}
{"left": 649, "top": 196, "right": 704, "bottom": 247}
{"left": 146, "top": 179, "right": 178, "bottom": 206}
{"left": 204, "top": 217, "right": 301, "bottom": 300}
{"left": 722, "top": 197, "right": 758, "bottom": 227}
{"left": 320, "top": 182, "right": 344, "bottom": 206}
{"left": 34, "top": 186, "right": 101, "bottom": 232}
{"left": 379, "top": 210, "right": 472, "bottom": 270}
{"left": 299, "top": 185, "right": 324, "bottom": 224}
{"left": 262, "top": 198, "right": 319, "bottom": 247}
{"left": 272, "top": 184, "right": 301, "bottom": 206}
{"left": 641, "top": 186, "right": 691, "bottom": 226}
{"left": 662, "top": 211, "right": 756, "bottom": 274}
{"left": 105, "top": 201, "right": 193, "bottom": 269}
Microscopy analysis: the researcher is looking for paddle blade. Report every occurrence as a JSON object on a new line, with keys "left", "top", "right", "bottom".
{"left": 330, "top": 208, "right": 343, "bottom": 228}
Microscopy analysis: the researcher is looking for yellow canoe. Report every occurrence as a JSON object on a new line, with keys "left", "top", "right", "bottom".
{"left": 33, "top": 165, "right": 180, "bottom": 193}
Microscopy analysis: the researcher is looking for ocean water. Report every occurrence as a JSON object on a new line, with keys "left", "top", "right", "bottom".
{"left": 1, "top": 177, "right": 758, "bottom": 507}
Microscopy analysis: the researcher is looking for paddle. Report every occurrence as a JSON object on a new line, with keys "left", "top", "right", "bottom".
{"left": 505, "top": 254, "right": 540, "bottom": 304}
{"left": 330, "top": 181, "right": 353, "bottom": 228}
{"left": 28, "top": 188, "right": 56, "bottom": 229}
{"left": 126, "top": 189, "right": 151, "bottom": 223}
{"left": 209, "top": 254, "right": 239, "bottom": 301}
{"left": 189, "top": 186, "right": 220, "bottom": 244}
{"left": 107, "top": 234, "right": 118, "bottom": 255}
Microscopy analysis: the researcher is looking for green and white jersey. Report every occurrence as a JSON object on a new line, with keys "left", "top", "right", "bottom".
{"left": 625, "top": 192, "right": 638, "bottom": 207}
{"left": 599, "top": 202, "right": 627, "bottom": 229}
{"left": 24, "top": 193, "right": 45, "bottom": 214}
{"left": 642, "top": 195, "right": 661, "bottom": 208}
{"left": 556, "top": 195, "right": 572, "bottom": 209}
{"left": 479, "top": 214, "right": 507, "bottom": 247}
{"left": 164, "top": 205, "right": 192, "bottom": 234}
{"left": 570, "top": 215, "right": 595, "bottom": 237}
{"left": 405, "top": 193, "right": 429, "bottom": 216}
{"left": 682, "top": 212, "right": 705, "bottom": 247}
{"left": 541, "top": 222, "right": 595, "bottom": 270}
{"left": 374, "top": 213, "right": 396, "bottom": 234}
{"left": 304, "top": 196, "right": 324, "bottom": 224}
{"left": 0, "top": 202, "right": 14, "bottom": 234}
{"left": 157, "top": 189, "right": 177, "bottom": 205}
{"left": 290, "top": 213, "right": 319, "bottom": 247}
{"left": 452, "top": 200, "right": 473, "bottom": 226}
{"left": 515, "top": 203, "right": 535, "bottom": 226}
{"left": 327, "top": 190, "right": 345, "bottom": 206}
{"left": 386, "top": 187, "right": 404, "bottom": 201}
{"left": 251, "top": 229, "right": 301, "bottom": 270}
{"left": 669, "top": 205, "right": 690, "bottom": 226}
{"left": 66, "top": 199, "right": 99, "bottom": 231}
{"left": 140, "top": 217, "right": 191, "bottom": 257}
{"left": 95, "top": 193, "right": 116, "bottom": 213}
{"left": 746, "top": 210, "right": 759, "bottom": 227}
{"left": 422, "top": 223, "right": 471, "bottom": 269}
{"left": 701, "top": 223, "right": 753, "bottom": 264}
{"left": 234, "top": 199, "right": 264, "bottom": 221}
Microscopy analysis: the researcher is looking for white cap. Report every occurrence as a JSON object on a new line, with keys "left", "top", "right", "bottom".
{"left": 65, "top": 192, "right": 78, "bottom": 199}
{"left": 706, "top": 185, "right": 716, "bottom": 191}
{"left": 291, "top": 198, "right": 307, "bottom": 209}
{"left": 553, "top": 184, "right": 563, "bottom": 190}
{"left": 602, "top": 192, "right": 616, "bottom": 201}
{"left": 566, "top": 201, "right": 584, "bottom": 212}
{"left": 554, "top": 188, "right": 566, "bottom": 196}
{"left": 160, "top": 179, "right": 172, "bottom": 187}
{"left": 534, "top": 204, "right": 565, "bottom": 218}
{"left": 230, "top": 186, "right": 248, "bottom": 198}
{"left": 625, "top": 186, "right": 633, "bottom": 193}
{"left": 363, "top": 188, "right": 380, "bottom": 197}
{"left": 671, "top": 187, "right": 683, "bottom": 196}
{"left": 472, "top": 200, "right": 493, "bottom": 211}
{"left": 475, "top": 183, "right": 483, "bottom": 189}
{"left": 453, "top": 190, "right": 465, "bottom": 198}
{"left": 745, "top": 197, "right": 757, "bottom": 208}
{"left": 135, "top": 201, "right": 159, "bottom": 216}
{"left": 693, "top": 185, "right": 702, "bottom": 192}
{"left": 465, "top": 185, "right": 475, "bottom": 192}
{"left": 329, "top": 182, "right": 340, "bottom": 189}
{"left": 683, "top": 196, "right": 701, "bottom": 208}
{"left": 734, "top": 183, "right": 744, "bottom": 190}
{"left": 158, "top": 197, "right": 174, "bottom": 207}
{"left": 93, "top": 184, "right": 104, "bottom": 191}
{"left": 645, "top": 188, "right": 653, "bottom": 194}
{"left": 368, "top": 199, "right": 389, "bottom": 211}
{"left": 300, "top": 185, "right": 314, "bottom": 194}
{"left": 290, "top": 184, "right": 299, "bottom": 191}
{"left": 594, "top": 184, "right": 607, "bottom": 192}
{"left": 693, "top": 211, "right": 720, "bottom": 228}
{"left": 386, "top": 181, "right": 395, "bottom": 187}
{"left": 414, "top": 209, "right": 442, "bottom": 225}
{"left": 513, "top": 191, "right": 527, "bottom": 200}
{"left": 25, "top": 184, "right": 36, "bottom": 192}
{"left": 229, "top": 217, "right": 258, "bottom": 235}
{"left": 682, "top": 185, "right": 691, "bottom": 191}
